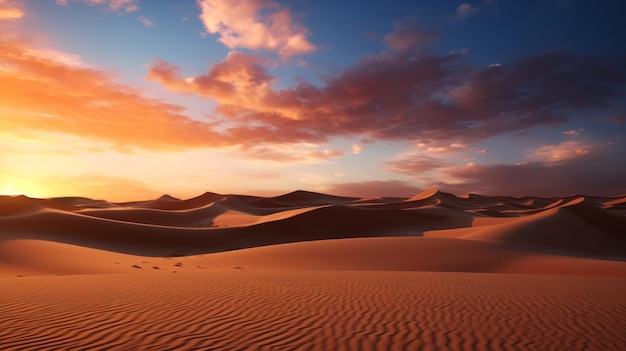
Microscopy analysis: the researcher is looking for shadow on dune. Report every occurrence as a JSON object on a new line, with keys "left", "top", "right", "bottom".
{"left": 1, "top": 190, "right": 625, "bottom": 260}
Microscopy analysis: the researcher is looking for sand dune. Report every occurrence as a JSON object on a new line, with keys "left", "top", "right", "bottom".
{"left": 1, "top": 189, "right": 625, "bottom": 350}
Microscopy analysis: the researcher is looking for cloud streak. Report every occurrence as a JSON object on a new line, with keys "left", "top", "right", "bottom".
{"left": 56, "top": 0, "right": 139, "bottom": 12}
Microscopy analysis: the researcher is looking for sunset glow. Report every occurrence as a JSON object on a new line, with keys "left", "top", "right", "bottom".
{"left": 1, "top": 0, "right": 625, "bottom": 200}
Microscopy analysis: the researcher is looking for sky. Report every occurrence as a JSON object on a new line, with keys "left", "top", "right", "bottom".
{"left": 1, "top": 0, "right": 625, "bottom": 200}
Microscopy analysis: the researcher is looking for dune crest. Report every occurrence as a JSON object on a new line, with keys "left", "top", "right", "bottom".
{"left": 1, "top": 190, "right": 624, "bottom": 261}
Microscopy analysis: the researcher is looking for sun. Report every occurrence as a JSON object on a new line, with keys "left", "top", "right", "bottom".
{"left": 1, "top": 184, "right": 22, "bottom": 196}
{"left": 0, "top": 183, "right": 44, "bottom": 198}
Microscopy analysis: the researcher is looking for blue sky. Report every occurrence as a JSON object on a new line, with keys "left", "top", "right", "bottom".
{"left": 1, "top": 0, "right": 625, "bottom": 199}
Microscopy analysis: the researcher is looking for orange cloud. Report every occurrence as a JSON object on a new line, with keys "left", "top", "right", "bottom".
{"left": 1, "top": 35, "right": 346, "bottom": 161}
{"left": 0, "top": 37, "right": 227, "bottom": 150}
{"left": 197, "top": 0, "right": 316, "bottom": 59}
{"left": 0, "top": 0, "right": 24, "bottom": 19}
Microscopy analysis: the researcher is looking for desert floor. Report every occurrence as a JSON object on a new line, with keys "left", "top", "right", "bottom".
{"left": 1, "top": 189, "right": 625, "bottom": 350}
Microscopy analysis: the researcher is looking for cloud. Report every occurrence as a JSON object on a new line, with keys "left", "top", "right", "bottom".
{"left": 56, "top": 0, "right": 139, "bottom": 12}
{"left": 324, "top": 180, "right": 422, "bottom": 198}
{"left": 436, "top": 145, "right": 626, "bottom": 196}
{"left": 238, "top": 144, "right": 344, "bottom": 163}
{"left": 197, "top": 0, "right": 316, "bottom": 59}
{"left": 525, "top": 140, "right": 592, "bottom": 163}
{"left": 149, "top": 47, "right": 626, "bottom": 149}
{"left": 0, "top": 37, "right": 228, "bottom": 150}
{"left": 383, "top": 18, "right": 438, "bottom": 52}
{"left": 608, "top": 112, "right": 625, "bottom": 124}
{"left": 0, "top": 0, "right": 24, "bottom": 19}
{"left": 138, "top": 16, "right": 153, "bottom": 27}
{"left": 456, "top": 3, "right": 478, "bottom": 19}
{"left": 386, "top": 154, "right": 452, "bottom": 174}
{"left": 454, "top": 0, "right": 498, "bottom": 20}
{"left": 561, "top": 128, "right": 582, "bottom": 136}
{"left": 382, "top": 139, "right": 625, "bottom": 196}
{"left": 352, "top": 144, "right": 362, "bottom": 154}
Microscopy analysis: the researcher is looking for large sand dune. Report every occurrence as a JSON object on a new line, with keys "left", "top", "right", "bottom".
{"left": 1, "top": 190, "right": 625, "bottom": 350}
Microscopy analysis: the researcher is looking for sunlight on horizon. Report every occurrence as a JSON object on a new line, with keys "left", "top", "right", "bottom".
{"left": 0, "top": 182, "right": 45, "bottom": 198}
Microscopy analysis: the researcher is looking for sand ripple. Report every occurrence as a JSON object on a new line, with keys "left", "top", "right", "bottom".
{"left": 1, "top": 271, "right": 625, "bottom": 351}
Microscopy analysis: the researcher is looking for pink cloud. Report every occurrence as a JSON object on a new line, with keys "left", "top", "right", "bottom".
{"left": 562, "top": 128, "right": 582, "bottom": 136}
{"left": 383, "top": 18, "right": 438, "bottom": 52}
{"left": 197, "top": 0, "right": 316, "bottom": 59}
{"left": 138, "top": 16, "right": 153, "bottom": 27}
{"left": 387, "top": 154, "right": 451, "bottom": 174}
{"left": 435, "top": 145, "right": 626, "bottom": 196}
{"left": 525, "top": 141, "right": 593, "bottom": 163}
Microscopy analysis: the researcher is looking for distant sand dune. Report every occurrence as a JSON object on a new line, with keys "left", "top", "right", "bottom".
{"left": 1, "top": 189, "right": 625, "bottom": 350}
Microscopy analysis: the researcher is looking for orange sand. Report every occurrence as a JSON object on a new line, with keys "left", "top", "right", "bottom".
{"left": 1, "top": 190, "right": 625, "bottom": 350}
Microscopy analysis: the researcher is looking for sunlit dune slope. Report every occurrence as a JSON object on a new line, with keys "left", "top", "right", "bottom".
{"left": 1, "top": 189, "right": 625, "bottom": 261}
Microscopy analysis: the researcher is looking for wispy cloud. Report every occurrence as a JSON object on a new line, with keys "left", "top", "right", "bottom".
{"left": 138, "top": 16, "right": 153, "bottom": 27}
{"left": 238, "top": 143, "right": 344, "bottom": 163}
{"left": 436, "top": 144, "right": 625, "bottom": 196}
{"left": 56, "top": 0, "right": 139, "bottom": 12}
{"left": 383, "top": 18, "right": 438, "bottom": 52}
{"left": 0, "top": 0, "right": 24, "bottom": 20}
{"left": 525, "top": 140, "right": 592, "bottom": 163}
{"left": 386, "top": 153, "right": 452, "bottom": 175}
{"left": 562, "top": 128, "right": 583, "bottom": 136}
{"left": 197, "top": 0, "right": 316, "bottom": 60}
{"left": 453, "top": 0, "right": 498, "bottom": 20}
{"left": 456, "top": 3, "right": 478, "bottom": 19}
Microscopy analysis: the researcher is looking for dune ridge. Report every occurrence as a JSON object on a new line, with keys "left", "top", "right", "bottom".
{"left": 1, "top": 189, "right": 624, "bottom": 260}
{"left": 1, "top": 189, "right": 625, "bottom": 350}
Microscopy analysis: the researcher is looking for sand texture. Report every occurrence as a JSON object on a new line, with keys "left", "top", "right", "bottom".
{"left": 1, "top": 189, "right": 625, "bottom": 350}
